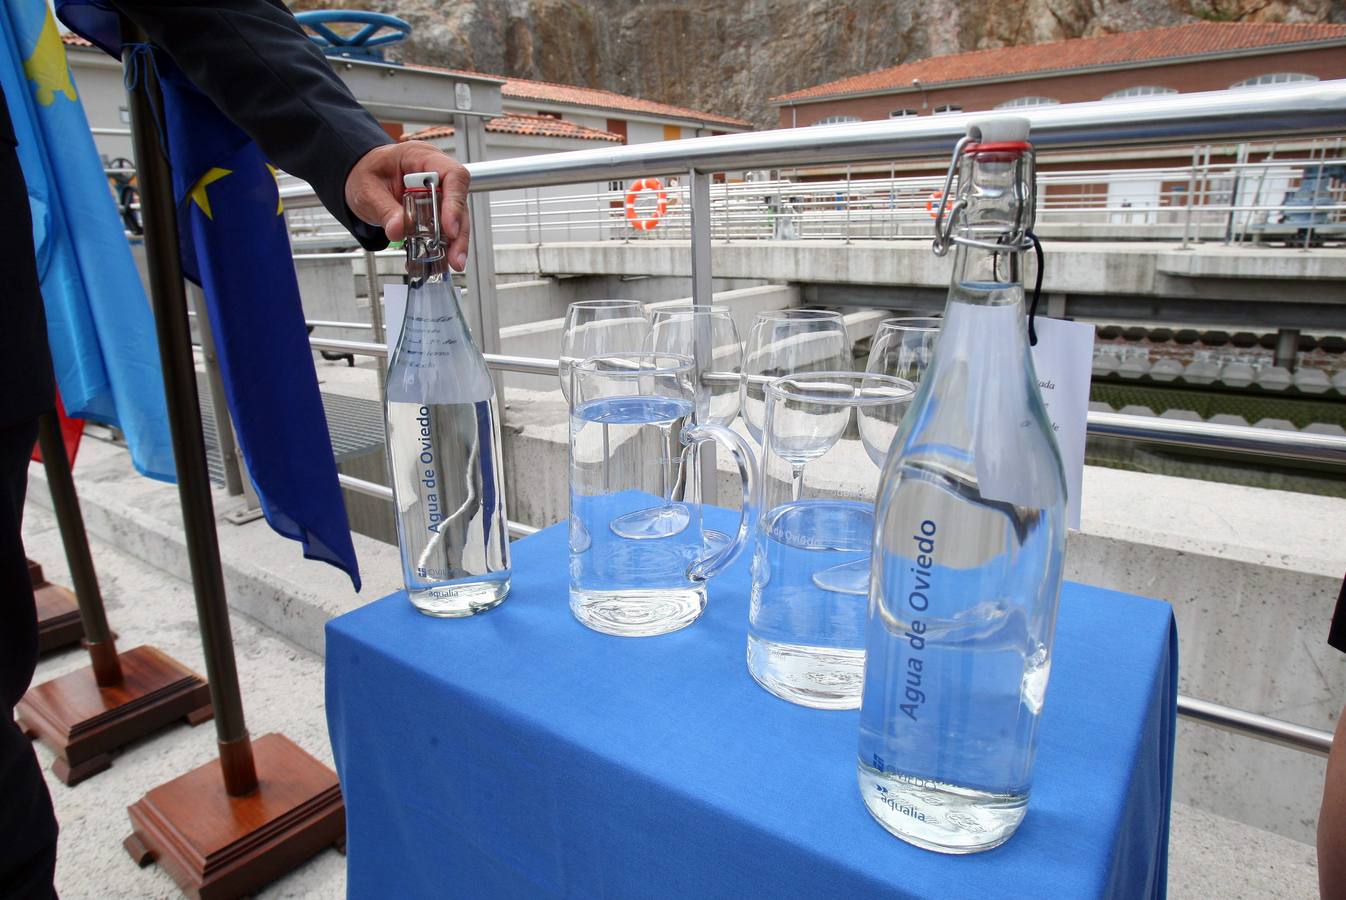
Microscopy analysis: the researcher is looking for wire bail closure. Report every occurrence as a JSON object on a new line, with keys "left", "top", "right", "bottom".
{"left": 406, "top": 174, "right": 445, "bottom": 266}
{"left": 931, "top": 137, "right": 1037, "bottom": 258}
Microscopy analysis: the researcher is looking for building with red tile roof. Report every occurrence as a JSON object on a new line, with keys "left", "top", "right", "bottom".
{"left": 403, "top": 113, "right": 623, "bottom": 144}
{"left": 771, "top": 22, "right": 1346, "bottom": 128}
{"left": 405, "top": 64, "right": 751, "bottom": 143}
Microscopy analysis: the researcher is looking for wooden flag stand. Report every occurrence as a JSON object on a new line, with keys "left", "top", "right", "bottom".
{"left": 29, "top": 557, "right": 84, "bottom": 653}
{"left": 117, "top": 21, "right": 343, "bottom": 899}
{"left": 17, "top": 413, "right": 213, "bottom": 786}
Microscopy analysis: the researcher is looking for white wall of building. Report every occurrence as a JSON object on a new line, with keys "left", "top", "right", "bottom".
{"left": 68, "top": 50, "right": 133, "bottom": 163}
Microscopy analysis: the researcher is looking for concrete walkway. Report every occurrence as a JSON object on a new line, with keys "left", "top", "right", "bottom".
{"left": 21, "top": 489, "right": 1321, "bottom": 898}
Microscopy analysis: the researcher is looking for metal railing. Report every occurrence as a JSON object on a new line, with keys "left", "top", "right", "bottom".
{"left": 475, "top": 148, "right": 1346, "bottom": 244}
{"left": 294, "top": 82, "right": 1346, "bottom": 756}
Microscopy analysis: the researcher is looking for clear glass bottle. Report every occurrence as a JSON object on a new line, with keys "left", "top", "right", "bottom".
{"left": 856, "top": 119, "right": 1067, "bottom": 853}
{"left": 384, "top": 172, "right": 511, "bottom": 616}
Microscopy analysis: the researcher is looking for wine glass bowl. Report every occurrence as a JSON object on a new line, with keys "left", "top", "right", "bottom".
{"left": 559, "top": 300, "right": 651, "bottom": 401}
{"left": 742, "top": 309, "right": 850, "bottom": 445}
{"left": 647, "top": 306, "right": 743, "bottom": 426}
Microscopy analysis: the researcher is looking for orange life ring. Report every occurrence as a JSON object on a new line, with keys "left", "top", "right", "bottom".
{"left": 624, "top": 177, "right": 668, "bottom": 231}
{"left": 926, "top": 190, "right": 952, "bottom": 219}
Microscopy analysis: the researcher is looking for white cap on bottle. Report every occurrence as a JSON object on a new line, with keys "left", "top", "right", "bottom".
{"left": 966, "top": 117, "right": 1030, "bottom": 143}
{"left": 403, "top": 171, "right": 440, "bottom": 190}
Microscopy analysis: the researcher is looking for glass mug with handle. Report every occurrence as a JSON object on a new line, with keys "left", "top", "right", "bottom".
{"left": 646, "top": 306, "right": 744, "bottom": 550}
{"left": 569, "top": 353, "right": 757, "bottom": 637}
{"left": 747, "top": 372, "right": 914, "bottom": 709}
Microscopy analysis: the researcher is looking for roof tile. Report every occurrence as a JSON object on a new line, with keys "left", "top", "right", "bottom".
{"left": 773, "top": 22, "right": 1346, "bottom": 103}
{"left": 402, "top": 113, "right": 624, "bottom": 143}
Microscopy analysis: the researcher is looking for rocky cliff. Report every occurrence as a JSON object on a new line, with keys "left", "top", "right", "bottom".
{"left": 291, "top": 0, "right": 1346, "bottom": 127}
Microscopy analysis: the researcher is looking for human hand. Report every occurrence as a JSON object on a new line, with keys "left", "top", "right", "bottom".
{"left": 345, "top": 141, "right": 471, "bottom": 270}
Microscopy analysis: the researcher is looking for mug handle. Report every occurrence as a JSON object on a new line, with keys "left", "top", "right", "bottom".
{"left": 682, "top": 423, "right": 757, "bottom": 582}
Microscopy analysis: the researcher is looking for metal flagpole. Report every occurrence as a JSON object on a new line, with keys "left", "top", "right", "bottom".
{"left": 18, "top": 407, "right": 211, "bottom": 786}
{"left": 120, "top": 17, "right": 256, "bottom": 796}
{"left": 116, "top": 20, "right": 344, "bottom": 896}
{"left": 35, "top": 412, "right": 120, "bottom": 685}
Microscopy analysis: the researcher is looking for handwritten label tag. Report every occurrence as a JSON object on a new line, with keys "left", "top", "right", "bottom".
{"left": 1030, "top": 316, "right": 1094, "bottom": 529}
{"left": 383, "top": 284, "right": 408, "bottom": 354}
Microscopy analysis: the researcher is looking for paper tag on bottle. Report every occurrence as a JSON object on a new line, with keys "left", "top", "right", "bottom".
{"left": 1029, "top": 316, "right": 1094, "bottom": 529}
{"left": 382, "top": 283, "right": 493, "bottom": 405}
{"left": 383, "top": 284, "right": 408, "bottom": 354}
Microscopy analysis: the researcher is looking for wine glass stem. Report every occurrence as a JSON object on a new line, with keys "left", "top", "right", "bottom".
{"left": 791, "top": 464, "right": 805, "bottom": 502}
{"left": 602, "top": 423, "right": 611, "bottom": 492}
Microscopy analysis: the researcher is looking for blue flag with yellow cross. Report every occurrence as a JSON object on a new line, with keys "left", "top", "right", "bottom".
{"left": 55, "top": 1, "right": 361, "bottom": 589}
{"left": 0, "top": 0, "right": 174, "bottom": 480}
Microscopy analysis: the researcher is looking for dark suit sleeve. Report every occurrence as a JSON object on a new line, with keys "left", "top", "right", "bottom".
{"left": 111, "top": 0, "right": 394, "bottom": 250}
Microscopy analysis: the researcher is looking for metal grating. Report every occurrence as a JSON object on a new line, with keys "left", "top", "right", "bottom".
{"left": 197, "top": 374, "right": 387, "bottom": 487}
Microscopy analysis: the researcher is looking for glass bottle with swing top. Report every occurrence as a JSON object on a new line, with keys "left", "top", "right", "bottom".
{"left": 856, "top": 119, "right": 1067, "bottom": 853}
{"left": 384, "top": 171, "right": 511, "bottom": 616}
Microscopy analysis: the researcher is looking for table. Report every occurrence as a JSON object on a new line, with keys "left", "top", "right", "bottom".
{"left": 326, "top": 514, "right": 1177, "bottom": 899}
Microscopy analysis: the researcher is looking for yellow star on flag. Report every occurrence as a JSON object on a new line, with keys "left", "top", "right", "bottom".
{"left": 188, "top": 167, "right": 233, "bottom": 220}
{"left": 266, "top": 164, "right": 284, "bottom": 215}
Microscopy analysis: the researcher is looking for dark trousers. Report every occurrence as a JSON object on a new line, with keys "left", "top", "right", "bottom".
{"left": 0, "top": 420, "right": 58, "bottom": 898}
{"left": 0, "top": 97, "right": 59, "bottom": 896}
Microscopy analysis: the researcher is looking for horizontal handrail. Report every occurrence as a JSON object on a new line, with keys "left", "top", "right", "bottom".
{"left": 466, "top": 81, "right": 1346, "bottom": 192}
{"left": 1178, "top": 695, "right": 1332, "bottom": 756}
{"left": 272, "top": 80, "right": 1346, "bottom": 211}
{"left": 308, "top": 335, "right": 1346, "bottom": 466}
{"left": 336, "top": 473, "right": 538, "bottom": 537}
{"left": 1088, "top": 411, "right": 1346, "bottom": 465}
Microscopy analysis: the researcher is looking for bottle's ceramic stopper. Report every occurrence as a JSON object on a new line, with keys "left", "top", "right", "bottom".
{"left": 966, "top": 117, "right": 1030, "bottom": 143}
{"left": 403, "top": 171, "right": 440, "bottom": 190}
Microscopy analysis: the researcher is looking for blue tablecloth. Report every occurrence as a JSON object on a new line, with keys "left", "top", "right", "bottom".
{"left": 326, "top": 514, "right": 1177, "bottom": 899}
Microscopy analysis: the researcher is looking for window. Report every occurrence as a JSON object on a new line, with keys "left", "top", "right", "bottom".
{"left": 1104, "top": 86, "right": 1177, "bottom": 99}
{"left": 118, "top": 106, "right": 130, "bottom": 124}
{"left": 889, "top": 108, "right": 919, "bottom": 118}
{"left": 810, "top": 115, "right": 862, "bottom": 126}
{"left": 1231, "top": 72, "right": 1318, "bottom": 88}
{"left": 994, "top": 96, "right": 1059, "bottom": 109}
{"left": 933, "top": 104, "right": 962, "bottom": 115}
{"left": 605, "top": 118, "right": 628, "bottom": 143}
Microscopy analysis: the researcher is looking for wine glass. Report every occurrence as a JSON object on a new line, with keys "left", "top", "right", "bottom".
{"left": 642, "top": 306, "right": 744, "bottom": 547}
{"left": 742, "top": 309, "right": 850, "bottom": 445}
{"left": 558, "top": 300, "right": 650, "bottom": 401}
{"left": 806, "top": 318, "right": 937, "bottom": 597}
{"left": 767, "top": 374, "right": 855, "bottom": 501}
{"left": 861, "top": 316, "right": 940, "bottom": 469}
{"left": 807, "top": 374, "right": 915, "bottom": 597}
{"left": 648, "top": 306, "right": 743, "bottom": 425}
{"left": 865, "top": 316, "right": 940, "bottom": 381}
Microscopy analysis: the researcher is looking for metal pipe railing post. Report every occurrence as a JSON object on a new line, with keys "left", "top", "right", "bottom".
{"left": 688, "top": 169, "right": 719, "bottom": 507}
{"left": 363, "top": 249, "right": 386, "bottom": 395}
{"left": 186, "top": 283, "right": 245, "bottom": 497}
{"left": 121, "top": 17, "right": 256, "bottom": 796}
{"left": 36, "top": 411, "right": 122, "bottom": 686}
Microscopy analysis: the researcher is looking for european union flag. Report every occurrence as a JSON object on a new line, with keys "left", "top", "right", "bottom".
{"left": 0, "top": 0, "right": 173, "bottom": 480}
{"left": 56, "top": 2, "right": 361, "bottom": 588}
{"left": 153, "top": 52, "right": 362, "bottom": 589}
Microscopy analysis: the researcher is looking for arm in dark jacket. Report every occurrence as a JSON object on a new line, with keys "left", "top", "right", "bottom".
{"left": 112, "top": 0, "right": 393, "bottom": 249}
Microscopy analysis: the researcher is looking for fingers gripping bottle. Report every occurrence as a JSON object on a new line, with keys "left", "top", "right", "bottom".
{"left": 385, "top": 172, "right": 511, "bottom": 616}
{"left": 856, "top": 119, "right": 1067, "bottom": 853}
